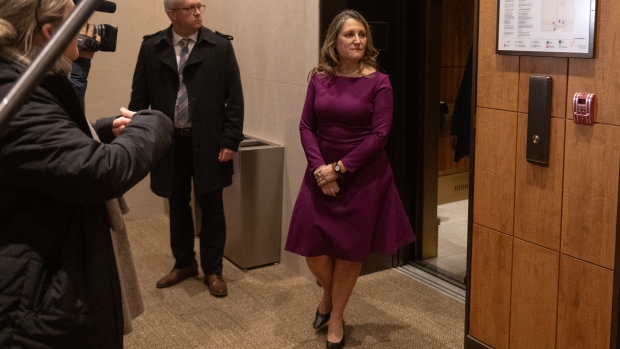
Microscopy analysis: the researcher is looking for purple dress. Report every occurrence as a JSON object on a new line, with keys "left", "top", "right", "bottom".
{"left": 285, "top": 72, "right": 416, "bottom": 262}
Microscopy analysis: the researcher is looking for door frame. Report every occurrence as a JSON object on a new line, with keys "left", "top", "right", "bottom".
{"left": 464, "top": 0, "right": 481, "bottom": 347}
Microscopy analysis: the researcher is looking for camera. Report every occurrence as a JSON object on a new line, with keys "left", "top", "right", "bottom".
{"left": 74, "top": 0, "right": 118, "bottom": 52}
{"left": 78, "top": 23, "right": 118, "bottom": 52}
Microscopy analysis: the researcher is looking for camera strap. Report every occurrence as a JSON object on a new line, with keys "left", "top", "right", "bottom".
{"left": 77, "top": 34, "right": 101, "bottom": 52}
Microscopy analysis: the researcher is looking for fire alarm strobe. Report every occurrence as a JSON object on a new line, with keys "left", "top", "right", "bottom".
{"left": 572, "top": 92, "right": 596, "bottom": 125}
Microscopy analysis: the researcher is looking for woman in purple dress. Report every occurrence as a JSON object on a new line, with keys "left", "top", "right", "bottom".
{"left": 285, "top": 9, "right": 416, "bottom": 349}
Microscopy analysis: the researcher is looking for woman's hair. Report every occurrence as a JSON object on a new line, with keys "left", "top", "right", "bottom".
{"left": 309, "top": 9, "right": 379, "bottom": 80}
{"left": 0, "top": 0, "right": 68, "bottom": 67}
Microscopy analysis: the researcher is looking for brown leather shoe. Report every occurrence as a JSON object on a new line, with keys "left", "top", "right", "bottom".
{"left": 156, "top": 260, "right": 198, "bottom": 288}
{"left": 205, "top": 274, "right": 228, "bottom": 297}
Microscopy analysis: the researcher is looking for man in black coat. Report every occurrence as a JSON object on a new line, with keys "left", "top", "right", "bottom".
{"left": 129, "top": 0, "right": 244, "bottom": 297}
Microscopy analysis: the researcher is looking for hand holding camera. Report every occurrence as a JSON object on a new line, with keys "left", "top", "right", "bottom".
{"left": 77, "top": 22, "right": 117, "bottom": 53}
{"left": 77, "top": 23, "right": 100, "bottom": 59}
{"left": 75, "top": 0, "right": 117, "bottom": 53}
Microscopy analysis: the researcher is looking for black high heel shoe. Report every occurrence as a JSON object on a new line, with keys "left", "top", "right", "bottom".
{"left": 325, "top": 320, "right": 345, "bottom": 348}
{"left": 326, "top": 336, "right": 345, "bottom": 349}
{"left": 313, "top": 308, "right": 331, "bottom": 329}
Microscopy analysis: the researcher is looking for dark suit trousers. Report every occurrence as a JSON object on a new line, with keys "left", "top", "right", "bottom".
{"left": 169, "top": 134, "right": 226, "bottom": 275}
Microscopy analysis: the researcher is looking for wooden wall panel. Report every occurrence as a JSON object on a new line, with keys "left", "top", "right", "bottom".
{"left": 476, "top": 0, "right": 518, "bottom": 111}
{"left": 567, "top": 0, "right": 620, "bottom": 125}
{"left": 518, "top": 57, "right": 568, "bottom": 118}
{"left": 562, "top": 121, "right": 620, "bottom": 269}
{"left": 471, "top": 1, "right": 620, "bottom": 349}
{"left": 441, "top": 67, "right": 465, "bottom": 104}
{"left": 514, "top": 115, "right": 564, "bottom": 250}
{"left": 473, "top": 107, "right": 517, "bottom": 234}
{"left": 441, "top": 0, "right": 474, "bottom": 67}
{"left": 441, "top": 0, "right": 461, "bottom": 67}
{"left": 470, "top": 224, "right": 513, "bottom": 349}
{"left": 557, "top": 255, "right": 614, "bottom": 349}
{"left": 510, "top": 239, "right": 559, "bottom": 349}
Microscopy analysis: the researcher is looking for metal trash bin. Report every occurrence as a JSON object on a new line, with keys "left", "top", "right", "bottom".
{"left": 221, "top": 136, "right": 284, "bottom": 270}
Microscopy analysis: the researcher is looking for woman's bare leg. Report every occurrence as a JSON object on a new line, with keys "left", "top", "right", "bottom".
{"left": 327, "top": 258, "right": 362, "bottom": 342}
{"left": 306, "top": 255, "right": 334, "bottom": 314}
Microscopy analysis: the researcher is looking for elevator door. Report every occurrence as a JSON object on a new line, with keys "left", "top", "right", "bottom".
{"left": 420, "top": 0, "right": 474, "bottom": 286}
{"left": 320, "top": 0, "right": 442, "bottom": 275}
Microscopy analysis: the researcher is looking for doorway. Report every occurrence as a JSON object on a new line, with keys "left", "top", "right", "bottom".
{"left": 319, "top": 0, "right": 474, "bottom": 286}
{"left": 415, "top": 0, "right": 474, "bottom": 286}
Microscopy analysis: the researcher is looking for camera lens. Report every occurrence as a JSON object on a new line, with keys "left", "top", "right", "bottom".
{"left": 93, "top": 24, "right": 104, "bottom": 38}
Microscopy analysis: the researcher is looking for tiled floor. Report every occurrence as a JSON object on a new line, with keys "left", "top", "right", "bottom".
{"left": 419, "top": 199, "right": 468, "bottom": 285}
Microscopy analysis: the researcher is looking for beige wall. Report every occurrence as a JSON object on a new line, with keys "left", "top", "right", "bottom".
{"left": 84, "top": 1, "right": 319, "bottom": 278}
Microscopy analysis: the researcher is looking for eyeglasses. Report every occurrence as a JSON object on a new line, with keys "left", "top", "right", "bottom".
{"left": 170, "top": 4, "right": 205, "bottom": 15}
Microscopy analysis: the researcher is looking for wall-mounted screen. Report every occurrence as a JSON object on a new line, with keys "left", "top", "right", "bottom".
{"left": 496, "top": 0, "right": 596, "bottom": 58}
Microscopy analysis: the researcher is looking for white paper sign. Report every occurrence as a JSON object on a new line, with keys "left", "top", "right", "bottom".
{"left": 496, "top": 0, "right": 596, "bottom": 58}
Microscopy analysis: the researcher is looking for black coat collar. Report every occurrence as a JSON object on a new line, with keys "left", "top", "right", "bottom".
{"left": 155, "top": 25, "right": 219, "bottom": 48}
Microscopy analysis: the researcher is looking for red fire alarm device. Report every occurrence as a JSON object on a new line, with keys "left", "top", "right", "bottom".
{"left": 572, "top": 92, "right": 596, "bottom": 125}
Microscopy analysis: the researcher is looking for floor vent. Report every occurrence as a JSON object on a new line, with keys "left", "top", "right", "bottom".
{"left": 454, "top": 183, "right": 469, "bottom": 192}
{"left": 438, "top": 171, "right": 469, "bottom": 205}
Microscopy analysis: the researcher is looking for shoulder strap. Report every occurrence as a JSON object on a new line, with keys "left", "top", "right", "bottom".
{"left": 215, "top": 31, "right": 233, "bottom": 40}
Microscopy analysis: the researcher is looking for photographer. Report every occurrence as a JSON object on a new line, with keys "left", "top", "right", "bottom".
{"left": 68, "top": 18, "right": 146, "bottom": 336}
{"left": 0, "top": 0, "right": 173, "bottom": 347}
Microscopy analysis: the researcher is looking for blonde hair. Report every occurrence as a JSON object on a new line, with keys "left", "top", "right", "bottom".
{"left": 309, "top": 9, "right": 379, "bottom": 80}
{"left": 0, "top": 0, "right": 69, "bottom": 69}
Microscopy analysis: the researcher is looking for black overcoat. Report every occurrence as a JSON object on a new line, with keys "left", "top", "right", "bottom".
{"left": 129, "top": 25, "right": 244, "bottom": 197}
{"left": 0, "top": 62, "right": 173, "bottom": 348}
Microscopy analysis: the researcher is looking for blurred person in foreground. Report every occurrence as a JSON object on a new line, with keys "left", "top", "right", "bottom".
{"left": 285, "top": 9, "right": 415, "bottom": 349}
{"left": 0, "top": 0, "right": 173, "bottom": 347}
{"left": 129, "top": 0, "right": 244, "bottom": 297}
{"left": 69, "top": 23, "right": 145, "bottom": 336}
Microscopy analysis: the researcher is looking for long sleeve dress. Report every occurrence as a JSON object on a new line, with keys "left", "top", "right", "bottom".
{"left": 285, "top": 72, "right": 415, "bottom": 262}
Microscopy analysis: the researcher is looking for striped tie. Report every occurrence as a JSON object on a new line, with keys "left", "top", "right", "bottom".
{"left": 176, "top": 38, "right": 191, "bottom": 127}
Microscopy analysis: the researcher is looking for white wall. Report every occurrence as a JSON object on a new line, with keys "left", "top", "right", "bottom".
{"left": 84, "top": 0, "right": 319, "bottom": 279}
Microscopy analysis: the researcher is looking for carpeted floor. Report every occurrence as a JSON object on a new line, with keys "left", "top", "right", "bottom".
{"left": 122, "top": 216, "right": 465, "bottom": 348}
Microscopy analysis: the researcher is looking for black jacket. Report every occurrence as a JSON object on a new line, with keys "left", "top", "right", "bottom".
{"left": 0, "top": 62, "right": 173, "bottom": 348}
{"left": 129, "top": 25, "right": 244, "bottom": 197}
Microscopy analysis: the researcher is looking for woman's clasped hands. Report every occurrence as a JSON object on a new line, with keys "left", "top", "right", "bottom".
{"left": 314, "top": 164, "right": 340, "bottom": 197}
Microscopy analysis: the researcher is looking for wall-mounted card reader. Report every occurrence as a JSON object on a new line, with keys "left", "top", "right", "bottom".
{"left": 572, "top": 92, "right": 596, "bottom": 125}
{"left": 527, "top": 75, "right": 552, "bottom": 166}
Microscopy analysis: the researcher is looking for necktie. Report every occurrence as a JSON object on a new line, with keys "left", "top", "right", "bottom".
{"left": 176, "top": 38, "right": 191, "bottom": 127}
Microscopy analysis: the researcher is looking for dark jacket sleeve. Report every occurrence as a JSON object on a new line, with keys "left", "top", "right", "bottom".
{"left": 451, "top": 47, "right": 473, "bottom": 162}
{"left": 0, "top": 92, "right": 173, "bottom": 204}
{"left": 219, "top": 39, "right": 244, "bottom": 152}
{"left": 93, "top": 115, "right": 116, "bottom": 143}
{"left": 69, "top": 57, "right": 92, "bottom": 110}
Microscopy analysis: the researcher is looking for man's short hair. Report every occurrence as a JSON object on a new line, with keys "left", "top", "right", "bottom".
{"left": 163, "top": 0, "right": 177, "bottom": 12}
